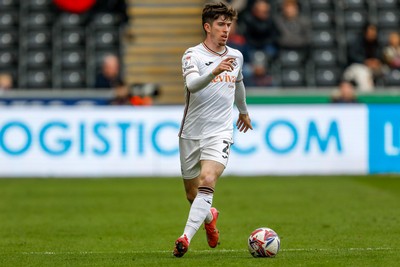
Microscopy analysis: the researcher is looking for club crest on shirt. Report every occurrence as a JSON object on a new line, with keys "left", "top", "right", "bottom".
{"left": 184, "top": 56, "right": 192, "bottom": 67}
{"left": 183, "top": 56, "right": 195, "bottom": 72}
{"left": 231, "top": 59, "right": 238, "bottom": 68}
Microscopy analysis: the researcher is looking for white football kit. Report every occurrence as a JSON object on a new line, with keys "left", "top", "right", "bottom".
{"left": 178, "top": 43, "right": 248, "bottom": 179}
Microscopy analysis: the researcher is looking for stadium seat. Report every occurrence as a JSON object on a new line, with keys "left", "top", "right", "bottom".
{"left": 374, "top": 0, "right": 398, "bottom": 9}
{"left": 0, "top": 30, "right": 18, "bottom": 48}
{"left": 278, "top": 49, "right": 306, "bottom": 67}
{"left": 27, "top": 50, "right": 51, "bottom": 68}
{"left": 0, "top": 0, "right": 18, "bottom": 10}
{"left": 309, "top": 0, "right": 332, "bottom": 10}
{"left": 384, "top": 69, "right": 400, "bottom": 86}
{"left": 95, "top": 29, "right": 119, "bottom": 48}
{"left": 59, "top": 13, "right": 86, "bottom": 28}
{"left": 61, "top": 29, "right": 85, "bottom": 48}
{"left": 26, "top": 30, "right": 51, "bottom": 48}
{"left": 280, "top": 68, "right": 306, "bottom": 87}
{"left": 314, "top": 67, "right": 341, "bottom": 86}
{"left": 0, "top": 0, "right": 123, "bottom": 90}
{"left": 92, "top": 13, "right": 120, "bottom": 27}
{"left": 343, "top": 10, "right": 367, "bottom": 29}
{"left": 312, "top": 48, "right": 338, "bottom": 66}
{"left": 61, "top": 50, "right": 85, "bottom": 68}
{"left": 377, "top": 10, "right": 399, "bottom": 28}
{"left": 0, "top": 50, "right": 17, "bottom": 68}
{"left": 25, "top": 12, "right": 53, "bottom": 28}
{"left": 25, "top": 0, "right": 52, "bottom": 10}
{"left": 0, "top": 11, "right": 18, "bottom": 28}
{"left": 311, "top": 30, "right": 335, "bottom": 47}
{"left": 61, "top": 70, "right": 86, "bottom": 88}
{"left": 342, "top": 0, "right": 365, "bottom": 9}
{"left": 27, "top": 69, "right": 51, "bottom": 88}
{"left": 311, "top": 10, "right": 333, "bottom": 29}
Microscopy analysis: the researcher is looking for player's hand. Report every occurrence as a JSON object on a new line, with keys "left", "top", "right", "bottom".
{"left": 212, "top": 57, "right": 235, "bottom": 76}
{"left": 236, "top": 113, "right": 253, "bottom": 133}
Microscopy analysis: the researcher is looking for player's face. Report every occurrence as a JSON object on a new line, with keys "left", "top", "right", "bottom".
{"left": 209, "top": 16, "right": 232, "bottom": 47}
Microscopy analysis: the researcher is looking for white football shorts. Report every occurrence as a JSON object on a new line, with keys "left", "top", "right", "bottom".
{"left": 179, "top": 135, "right": 233, "bottom": 179}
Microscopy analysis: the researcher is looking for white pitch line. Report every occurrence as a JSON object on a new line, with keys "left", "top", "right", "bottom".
{"left": 11, "top": 247, "right": 395, "bottom": 255}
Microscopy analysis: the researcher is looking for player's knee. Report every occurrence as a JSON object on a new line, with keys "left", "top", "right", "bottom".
{"left": 199, "top": 173, "right": 217, "bottom": 188}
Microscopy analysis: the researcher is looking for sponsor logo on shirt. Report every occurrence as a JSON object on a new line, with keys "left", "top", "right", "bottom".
{"left": 183, "top": 65, "right": 194, "bottom": 72}
{"left": 211, "top": 73, "right": 237, "bottom": 83}
{"left": 183, "top": 56, "right": 195, "bottom": 72}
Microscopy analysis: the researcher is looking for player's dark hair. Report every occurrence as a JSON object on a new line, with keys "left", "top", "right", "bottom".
{"left": 202, "top": 2, "right": 237, "bottom": 34}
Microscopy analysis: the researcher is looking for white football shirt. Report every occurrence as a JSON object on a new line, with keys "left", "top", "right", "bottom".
{"left": 178, "top": 43, "right": 244, "bottom": 140}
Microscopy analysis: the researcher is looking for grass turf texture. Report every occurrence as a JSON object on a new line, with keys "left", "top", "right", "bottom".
{"left": 0, "top": 176, "right": 399, "bottom": 266}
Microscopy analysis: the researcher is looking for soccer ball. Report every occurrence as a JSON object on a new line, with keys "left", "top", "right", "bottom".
{"left": 248, "top": 227, "right": 280, "bottom": 257}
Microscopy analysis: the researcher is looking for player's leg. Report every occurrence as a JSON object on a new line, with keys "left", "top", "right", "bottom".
{"left": 174, "top": 137, "right": 230, "bottom": 257}
{"left": 179, "top": 160, "right": 224, "bottom": 246}
{"left": 182, "top": 136, "right": 231, "bottom": 248}
{"left": 183, "top": 177, "right": 199, "bottom": 204}
{"left": 178, "top": 161, "right": 223, "bottom": 238}
{"left": 198, "top": 160, "right": 224, "bottom": 248}
{"left": 198, "top": 136, "right": 232, "bottom": 248}
{"left": 184, "top": 173, "right": 215, "bottom": 222}
{"left": 179, "top": 137, "right": 201, "bottom": 203}
{"left": 182, "top": 169, "right": 215, "bottom": 223}
{"left": 198, "top": 160, "right": 225, "bottom": 187}
{"left": 174, "top": 138, "right": 200, "bottom": 257}
{"left": 175, "top": 173, "right": 216, "bottom": 257}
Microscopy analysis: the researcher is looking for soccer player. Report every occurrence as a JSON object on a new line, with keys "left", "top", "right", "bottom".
{"left": 173, "top": 2, "right": 253, "bottom": 257}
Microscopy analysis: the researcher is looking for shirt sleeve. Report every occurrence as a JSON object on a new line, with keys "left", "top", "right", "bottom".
{"left": 236, "top": 52, "right": 244, "bottom": 83}
{"left": 234, "top": 80, "right": 248, "bottom": 114}
{"left": 185, "top": 72, "right": 215, "bottom": 93}
{"left": 182, "top": 49, "right": 199, "bottom": 78}
{"left": 182, "top": 49, "right": 215, "bottom": 93}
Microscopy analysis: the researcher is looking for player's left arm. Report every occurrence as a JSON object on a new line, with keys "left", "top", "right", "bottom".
{"left": 234, "top": 59, "right": 253, "bottom": 133}
{"left": 235, "top": 80, "right": 253, "bottom": 133}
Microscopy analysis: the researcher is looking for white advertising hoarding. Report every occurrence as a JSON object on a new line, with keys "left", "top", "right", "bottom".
{"left": 0, "top": 106, "right": 367, "bottom": 177}
{"left": 0, "top": 107, "right": 183, "bottom": 177}
{"left": 229, "top": 105, "right": 367, "bottom": 175}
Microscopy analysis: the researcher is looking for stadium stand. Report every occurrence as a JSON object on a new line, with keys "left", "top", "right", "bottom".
{"left": 251, "top": 0, "right": 400, "bottom": 89}
{"left": 126, "top": 0, "right": 400, "bottom": 100}
{"left": 126, "top": 0, "right": 204, "bottom": 104}
{"left": 0, "top": 0, "right": 399, "bottom": 105}
{"left": 0, "top": 0, "right": 122, "bottom": 89}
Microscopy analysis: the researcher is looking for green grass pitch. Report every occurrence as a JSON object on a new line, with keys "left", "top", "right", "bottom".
{"left": 0, "top": 176, "right": 399, "bottom": 266}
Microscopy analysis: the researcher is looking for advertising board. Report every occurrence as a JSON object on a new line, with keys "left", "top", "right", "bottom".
{"left": 0, "top": 105, "right": 374, "bottom": 177}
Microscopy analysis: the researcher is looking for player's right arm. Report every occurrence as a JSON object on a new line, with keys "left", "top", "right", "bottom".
{"left": 182, "top": 51, "right": 235, "bottom": 93}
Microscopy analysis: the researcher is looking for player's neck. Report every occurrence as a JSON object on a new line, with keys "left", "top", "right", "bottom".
{"left": 203, "top": 39, "right": 226, "bottom": 54}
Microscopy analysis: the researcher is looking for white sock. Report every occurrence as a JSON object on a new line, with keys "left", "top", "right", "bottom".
{"left": 183, "top": 186, "right": 214, "bottom": 242}
{"left": 205, "top": 210, "right": 213, "bottom": 224}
